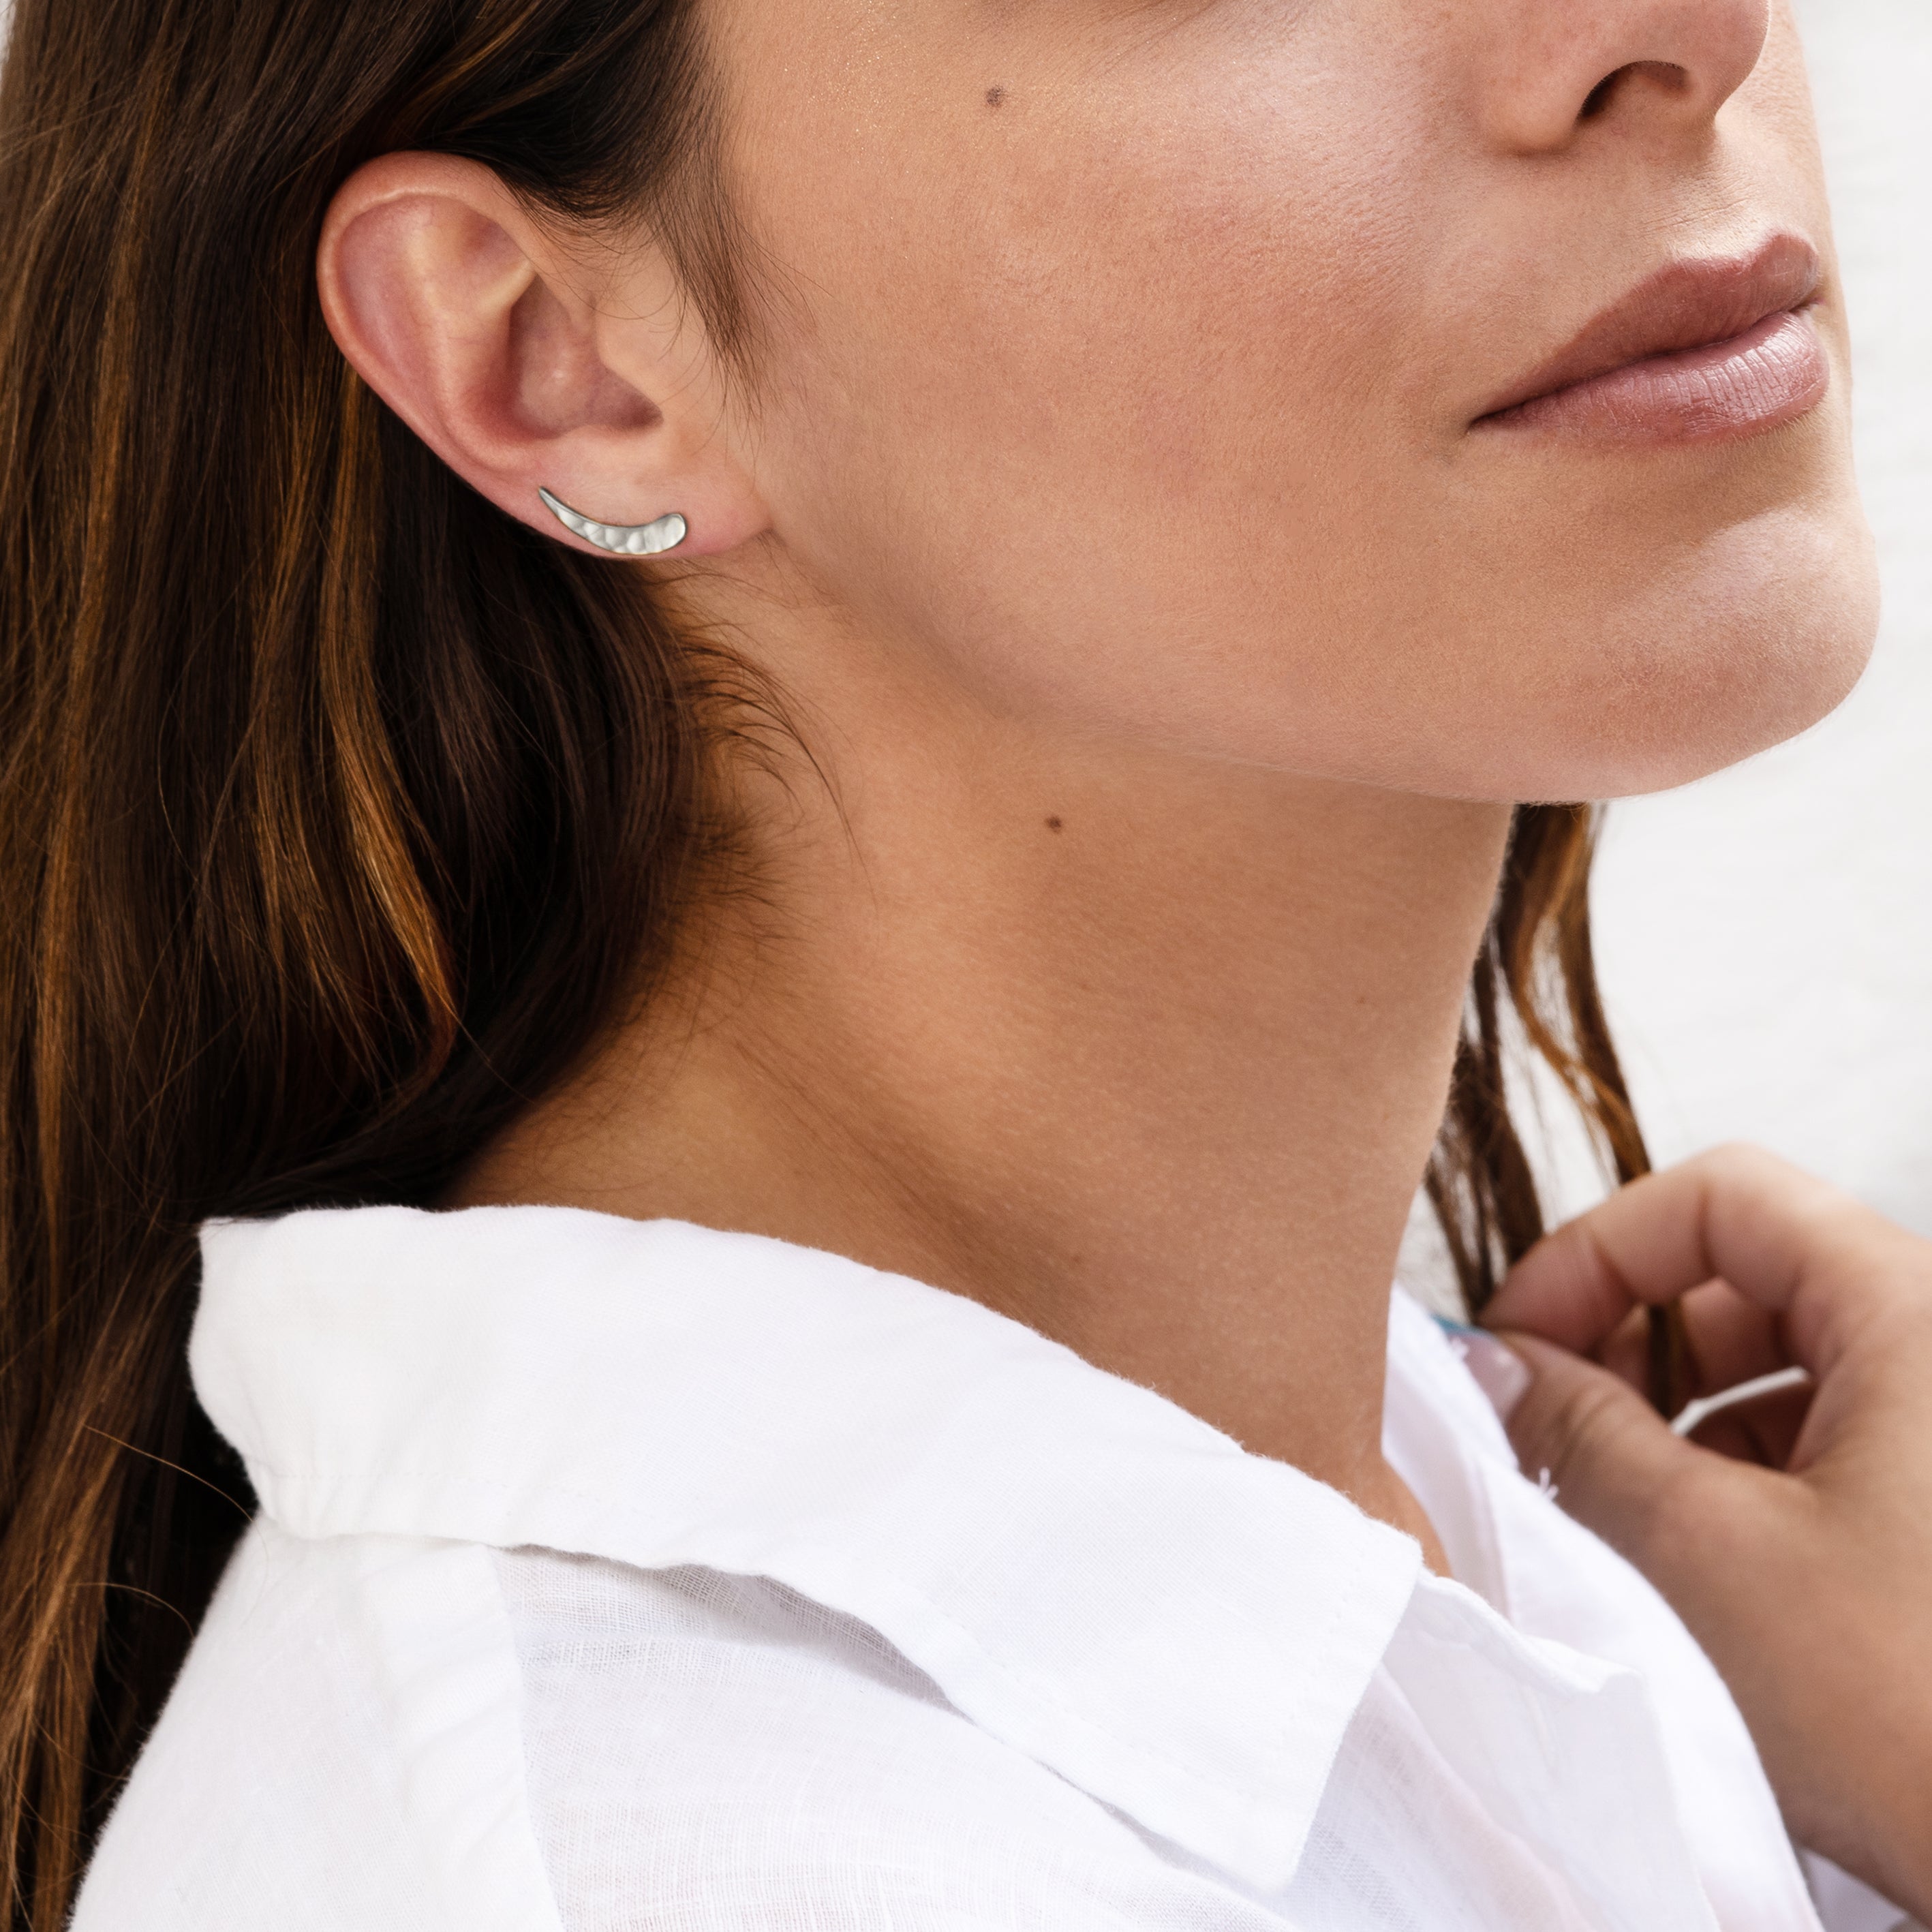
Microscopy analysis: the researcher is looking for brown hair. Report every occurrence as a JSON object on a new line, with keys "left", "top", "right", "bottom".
{"left": 0, "top": 0, "right": 743, "bottom": 1919}
{"left": 1429, "top": 805, "right": 1691, "bottom": 1412}
{"left": 0, "top": 3, "right": 1664, "bottom": 1923}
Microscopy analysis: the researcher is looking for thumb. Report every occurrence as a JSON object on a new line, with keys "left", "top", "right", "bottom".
{"left": 1487, "top": 1329, "right": 1730, "bottom": 1580}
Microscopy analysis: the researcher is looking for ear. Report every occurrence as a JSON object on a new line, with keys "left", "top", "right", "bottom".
{"left": 316, "top": 152, "right": 769, "bottom": 559}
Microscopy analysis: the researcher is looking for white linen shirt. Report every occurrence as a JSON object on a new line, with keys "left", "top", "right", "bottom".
{"left": 71, "top": 1204, "right": 1912, "bottom": 1931}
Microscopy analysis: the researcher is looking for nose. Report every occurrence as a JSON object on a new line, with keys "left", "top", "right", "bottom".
{"left": 1481, "top": 0, "right": 1773, "bottom": 153}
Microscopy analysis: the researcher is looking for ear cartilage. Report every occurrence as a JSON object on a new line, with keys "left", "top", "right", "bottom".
{"left": 538, "top": 487, "right": 688, "bottom": 557}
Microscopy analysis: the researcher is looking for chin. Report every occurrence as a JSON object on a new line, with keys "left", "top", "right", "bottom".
{"left": 1527, "top": 515, "right": 1880, "bottom": 802}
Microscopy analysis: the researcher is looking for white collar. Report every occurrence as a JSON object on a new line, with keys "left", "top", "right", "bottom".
{"left": 192, "top": 1203, "right": 1422, "bottom": 1892}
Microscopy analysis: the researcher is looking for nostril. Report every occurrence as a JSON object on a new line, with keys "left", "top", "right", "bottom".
{"left": 1580, "top": 70, "right": 1622, "bottom": 119}
{"left": 1580, "top": 61, "right": 1697, "bottom": 122}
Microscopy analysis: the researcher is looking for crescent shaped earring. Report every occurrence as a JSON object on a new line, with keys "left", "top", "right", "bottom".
{"left": 537, "top": 486, "right": 688, "bottom": 557}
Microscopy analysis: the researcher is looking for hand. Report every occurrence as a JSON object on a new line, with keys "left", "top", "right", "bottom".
{"left": 1481, "top": 1146, "right": 1932, "bottom": 1923}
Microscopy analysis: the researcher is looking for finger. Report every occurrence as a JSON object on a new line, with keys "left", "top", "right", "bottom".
{"left": 1597, "top": 1302, "right": 1653, "bottom": 1392}
{"left": 1484, "top": 1205, "right": 1638, "bottom": 1356}
{"left": 1494, "top": 1329, "right": 1758, "bottom": 1584}
{"left": 1682, "top": 1379, "right": 1814, "bottom": 1471}
{"left": 1594, "top": 1280, "right": 1792, "bottom": 1401}
{"left": 1676, "top": 1278, "right": 1796, "bottom": 1390}
{"left": 1487, "top": 1145, "right": 1906, "bottom": 1380}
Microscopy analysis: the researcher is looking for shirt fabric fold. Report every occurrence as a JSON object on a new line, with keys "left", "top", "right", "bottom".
{"left": 69, "top": 1204, "right": 1899, "bottom": 1931}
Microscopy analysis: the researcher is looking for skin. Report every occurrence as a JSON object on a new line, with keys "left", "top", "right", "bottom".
{"left": 1483, "top": 1148, "right": 1932, "bottom": 1923}
{"left": 318, "top": 0, "right": 1876, "bottom": 1803}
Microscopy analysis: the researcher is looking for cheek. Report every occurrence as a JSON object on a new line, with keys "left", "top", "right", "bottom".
{"left": 731, "top": 2, "right": 1873, "bottom": 800}
{"left": 745, "top": 24, "right": 1441, "bottom": 649}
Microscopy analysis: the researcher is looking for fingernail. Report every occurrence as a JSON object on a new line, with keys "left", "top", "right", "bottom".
{"left": 1458, "top": 1330, "right": 1532, "bottom": 1422}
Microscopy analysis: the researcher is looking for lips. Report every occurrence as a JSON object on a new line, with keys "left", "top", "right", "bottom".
{"left": 1472, "top": 233, "right": 1830, "bottom": 447}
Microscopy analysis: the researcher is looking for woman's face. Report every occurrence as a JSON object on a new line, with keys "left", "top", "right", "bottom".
{"left": 702, "top": 0, "right": 1874, "bottom": 800}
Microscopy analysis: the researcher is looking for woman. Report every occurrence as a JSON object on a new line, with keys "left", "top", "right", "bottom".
{"left": 0, "top": 0, "right": 1884, "bottom": 1925}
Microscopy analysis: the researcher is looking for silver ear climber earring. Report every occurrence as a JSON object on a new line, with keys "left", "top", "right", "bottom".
{"left": 537, "top": 487, "right": 688, "bottom": 557}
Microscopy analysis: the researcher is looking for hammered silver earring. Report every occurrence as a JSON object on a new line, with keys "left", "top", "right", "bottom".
{"left": 538, "top": 487, "right": 688, "bottom": 557}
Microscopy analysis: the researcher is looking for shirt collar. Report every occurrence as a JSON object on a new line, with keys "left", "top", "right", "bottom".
{"left": 192, "top": 1203, "right": 1422, "bottom": 1893}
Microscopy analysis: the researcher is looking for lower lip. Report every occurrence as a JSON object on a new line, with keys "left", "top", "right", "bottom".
{"left": 1474, "top": 308, "right": 1830, "bottom": 448}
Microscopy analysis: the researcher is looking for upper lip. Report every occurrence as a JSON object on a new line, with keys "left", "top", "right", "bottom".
{"left": 1473, "top": 232, "right": 1823, "bottom": 422}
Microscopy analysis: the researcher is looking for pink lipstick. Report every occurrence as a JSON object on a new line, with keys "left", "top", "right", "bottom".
{"left": 1473, "top": 234, "right": 1829, "bottom": 448}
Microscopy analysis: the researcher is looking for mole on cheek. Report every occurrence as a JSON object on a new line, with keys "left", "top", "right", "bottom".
{"left": 1045, "top": 816, "right": 1063, "bottom": 832}
{"left": 985, "top": 85, "right": 1005, "bottom": 108}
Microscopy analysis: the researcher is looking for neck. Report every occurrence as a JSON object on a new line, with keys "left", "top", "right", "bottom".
{"left": 446, "top": 590, "right": 1512, "bottom": 1544}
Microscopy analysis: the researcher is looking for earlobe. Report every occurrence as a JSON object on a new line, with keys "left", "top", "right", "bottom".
{"left": 316, "top": 151, "right": 769, "bottom": 559}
